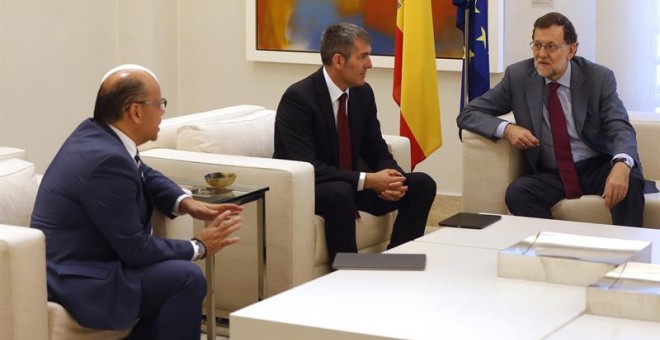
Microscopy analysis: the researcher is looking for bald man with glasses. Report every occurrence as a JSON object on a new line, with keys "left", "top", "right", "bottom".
{"left": 457, "top": 12, "right": 650, "bottom": 227}
{"left": 31, "top": 65, "right": 243, "bottom": 339}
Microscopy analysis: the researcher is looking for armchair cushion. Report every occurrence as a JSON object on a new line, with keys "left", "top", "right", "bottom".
{"left": 177, "top": 109, "right": 275, "bottom": 157}
{"left": 0, "top": 158, "right": 40, "bottom": 227}
{"left": 0, "top": 147, "right": 27, "bottom": 161}
{"left": 141, "top": 105, "right": 266, "bottom": 150}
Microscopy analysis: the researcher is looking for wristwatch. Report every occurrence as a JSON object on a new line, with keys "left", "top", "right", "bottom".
{"left": 612, "top": 157, "right": 632, "bottom": 169}
{"left": 191, "top": 238, "right": 207, "bottom": 260}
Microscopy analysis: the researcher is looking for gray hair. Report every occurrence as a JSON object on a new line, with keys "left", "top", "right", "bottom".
{"left": 320, "top": 23, "right": 371, "bottom": 65}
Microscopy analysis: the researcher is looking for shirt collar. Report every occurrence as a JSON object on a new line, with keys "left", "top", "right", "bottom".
{"left": 545, "top": 61, "right": 572, "bottom": 88}
{"left": 323, "top": 67, "right": 350, "bottom": 102}
{"left": 108, "top": 124, "right": 139, "bottom": 161}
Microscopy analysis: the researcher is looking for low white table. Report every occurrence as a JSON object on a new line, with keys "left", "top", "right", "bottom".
{"left": 547, "top": 314, "right": 660, "bottom": 339}
{"left": 230, "top": 216, "right": 660, "bottom": 339}
{"left": 231, "top": 241, "right": 586, "bottom": 339}
{"left": 418, "top": 215, "right": 660, "bottom": 261}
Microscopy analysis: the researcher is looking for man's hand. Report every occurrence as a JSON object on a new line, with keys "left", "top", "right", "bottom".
{"left": 194, "top": 210, "right": 242, "bottom": 256}
{"left": 179, "top": 198, "right": 243, "bottom": 221}
{"left": 365, "top": 169, "right": 407, "bottom": 202}
{"left": 503, "top": 124, "right": 540, "bottom": 150}
{"left": 602, "top": 162, "right": 631, "bottom": 209}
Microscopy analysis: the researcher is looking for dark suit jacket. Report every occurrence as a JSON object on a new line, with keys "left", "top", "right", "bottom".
{"left": 273, "top": 67, "right": 401, "bottom": 187}
{"left": 457, "top": 56, "right": 641, "bottom": 174}
{"left": 31, "top": 118, "right": 193, "bottom": 330}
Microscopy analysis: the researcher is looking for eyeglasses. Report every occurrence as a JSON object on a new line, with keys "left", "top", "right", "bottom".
{"left": 136, "top": 98, "right": 167, "bottom": 110}
{"left": 529, "top": 42, "right": 569, "bottom": 54}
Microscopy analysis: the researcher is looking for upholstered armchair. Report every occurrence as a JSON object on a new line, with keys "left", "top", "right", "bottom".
{"left": 461, "top": 112, "right": 660, "bottom": 228}
{"left": 139, "top": 105, "right": 411, "bottom": 315}
{"left": 0, "top": 147, "right": 132, "bottom": 339}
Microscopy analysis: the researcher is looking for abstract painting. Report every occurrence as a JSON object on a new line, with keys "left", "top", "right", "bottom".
{"left": 255, "top": 0, "right": 463, "bottom": 59}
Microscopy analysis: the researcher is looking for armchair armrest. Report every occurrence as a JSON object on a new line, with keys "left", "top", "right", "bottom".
{"left": 629, "top": 112, "right": 660, "bottom": 180}
{"left": 383, "top": 134, "right": 411, "bottom": 173}
{"left": 0, "top": 225, "right": 49, "bottom": 339}
{"left": 461, "top": 130, "right": 524, "bottom": 215}
{"left": 140, "top": 148, "right": 315, "bottom": 298}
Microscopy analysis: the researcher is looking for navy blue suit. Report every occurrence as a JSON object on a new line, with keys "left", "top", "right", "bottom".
{"left": 31, "top": 119, "right": 203, "bottom": 335}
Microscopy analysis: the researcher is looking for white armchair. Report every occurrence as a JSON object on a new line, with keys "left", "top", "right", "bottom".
{"left": 461, "top": 112, "right": 660, "bottom": 228}
{"left": 139, "top": 105, "right": 411, "bottom": 314}
{"left": 0, "top": 148, "right": 132, "bottom": 339}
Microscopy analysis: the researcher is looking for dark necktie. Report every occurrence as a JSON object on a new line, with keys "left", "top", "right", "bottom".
{"left": 134, "top": 153, "right": 144, "bottom": 177}
{"left": 134, "top": 153, "right": 153, "bottom": 226}
{"left": 337, "top": 93, "right": 353, "bottom": 170}
{"left": 548, "top": 82, "right": 582, "bottom": 198}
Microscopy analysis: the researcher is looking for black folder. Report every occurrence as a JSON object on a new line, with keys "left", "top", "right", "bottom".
{"left": 332, "top": 253, "right": 426, "bottom": 271}
{"left": 438, "top": 212, "right": 501, "bottom": 229}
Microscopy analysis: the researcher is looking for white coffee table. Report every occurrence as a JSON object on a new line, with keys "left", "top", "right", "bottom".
{"left": 418, "top": 214, "right": 660, "bottom": 261}
{"left": 230, "top": 216, "right": 660, "bottom": 339}
{"left": 546, "top": 314, "right": 660, "bottom": 339}
{"left": 231, "top": 241, "right": 586, "bottom": 339}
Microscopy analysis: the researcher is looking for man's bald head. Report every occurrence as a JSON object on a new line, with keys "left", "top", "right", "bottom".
{"left": 93, "top": 65, "right": 158, "bottom": 123}
{"left": 101, "top": 64, "right": 158, "bottom": 83}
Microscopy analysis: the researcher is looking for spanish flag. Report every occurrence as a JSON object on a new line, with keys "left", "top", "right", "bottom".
{"left": 393, "top": 0, "right": 442, "bottom": 169}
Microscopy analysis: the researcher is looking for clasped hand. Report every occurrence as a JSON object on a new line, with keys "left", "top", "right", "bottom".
{"left": 365, "top": 169, "right": 407, "bottom": 201}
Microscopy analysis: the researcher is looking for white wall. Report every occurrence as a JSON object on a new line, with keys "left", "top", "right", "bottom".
{"left": 0, "top": 0, "right": 606, "bottom": 196}
{"left": 0, "top": 0, "right": 116, "bottom": 170}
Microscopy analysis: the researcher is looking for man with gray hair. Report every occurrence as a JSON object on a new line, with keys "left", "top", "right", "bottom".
{"left": 457, "top": 12, "right": 648, "bottom": 226}
{"left": 274, "top": 23, "right": 436, "bottom": 263}
{"left": 31, "top": 64, "right": 242, "bottom": 339}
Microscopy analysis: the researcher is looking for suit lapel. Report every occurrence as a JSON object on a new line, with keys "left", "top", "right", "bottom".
{"left": 96, "top": 119, "right": 153, "bottom": 233}
{"left": 312, "top": 68, "right": 341, "bottom": 163}
{"left": 524, "top": 69, "right": 544, "bottom": 136}
{"left": 570, "top": 60, "right": 588, "bottom": 133}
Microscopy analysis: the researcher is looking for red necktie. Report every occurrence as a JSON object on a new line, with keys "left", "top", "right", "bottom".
{"left": 337, "top": 93, "right": 352, "bottom": 170}
{"left": 548, "top": 82, "right": 582, "bottom": 198}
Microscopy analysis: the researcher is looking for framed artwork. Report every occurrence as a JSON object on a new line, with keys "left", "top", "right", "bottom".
{"left": 245, "top": 0, "right": 503, "bottom": 72}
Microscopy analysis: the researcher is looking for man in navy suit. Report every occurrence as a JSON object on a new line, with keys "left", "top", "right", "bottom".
{"left": 273, "top": 23, "right": 436, "bottom": 263}
{"left": 457, "top": 12, "right": 646, "bottom": 226}
{"left": 31, "top": 64, "right": 243, "bottom": 339}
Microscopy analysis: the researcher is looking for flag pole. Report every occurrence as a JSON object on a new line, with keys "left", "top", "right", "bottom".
{"left": 462, "top": 1, "right": 471, "bottom": 107}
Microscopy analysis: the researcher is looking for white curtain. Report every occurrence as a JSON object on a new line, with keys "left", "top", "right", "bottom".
{"left": 596, "top": 0, "right": 658, "bottom": 112}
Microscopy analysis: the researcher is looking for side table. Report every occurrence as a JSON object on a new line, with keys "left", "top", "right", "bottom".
{"left": 181, "top": 182, "right": 269, "bottom": 340}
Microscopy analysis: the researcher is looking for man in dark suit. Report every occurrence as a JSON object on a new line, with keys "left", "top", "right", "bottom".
{"left": 31, "top": 64, "right": 243, "bottom": 339}
{"left": 457, "top": 12, "right": 646, "bottom": 227}
{"left": 273, "top": 23, "right": 436, "bottom": 262}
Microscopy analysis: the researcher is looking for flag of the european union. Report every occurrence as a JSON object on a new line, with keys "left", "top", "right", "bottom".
{"left": 453, "top": 0, "right": 490, "bottom": 107}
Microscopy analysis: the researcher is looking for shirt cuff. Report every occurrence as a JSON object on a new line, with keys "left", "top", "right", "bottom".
{"left": 494, "top": 121, "right": 509, "bottom": 139}
{"left": 357, "top": 172, "right": 366, "bottom": 191}
{"left": 172, "top": 193, "right": 191, "bottom": 216}
{"left": 190, "top": 240, "right": 199, "bottom": 261}
{"left": 612, "top": 153, "right": 634, "bottom": 168}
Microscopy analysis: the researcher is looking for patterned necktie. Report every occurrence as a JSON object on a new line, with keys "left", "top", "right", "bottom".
{"left": 134, "top": 152, "right": 153, "bottom": 226}
{"left": 134, "top": 153, "right": 144, "bottom": 177}
{"left": 548, "top": 82, "right": 582, "bottom": 198}
{"left": 337, "top": 93, "right": 352, "bottom": 170}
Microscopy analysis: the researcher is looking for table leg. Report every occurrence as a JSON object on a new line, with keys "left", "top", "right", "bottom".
{"left": 257, "top": 195, "right": 267, "bottom": 300}
{"left": 206, "top": 246, "right": 216, "bottom": 339}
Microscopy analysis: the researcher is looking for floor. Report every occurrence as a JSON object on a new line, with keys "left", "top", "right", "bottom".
{"left": 200, "top": 194, "right": 462, "bottom": 339}
{"left": 427, "top": 194, "right": 462, "bottom": 226}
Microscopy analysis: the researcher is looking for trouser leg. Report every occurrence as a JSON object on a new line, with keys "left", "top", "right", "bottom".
{"left": 126, "top": 260, "right": 206, "bottom": 340}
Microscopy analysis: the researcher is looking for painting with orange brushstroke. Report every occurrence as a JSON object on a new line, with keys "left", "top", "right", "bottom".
{"left": 255, "top": 0, "right": 464, "bottom": 59}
